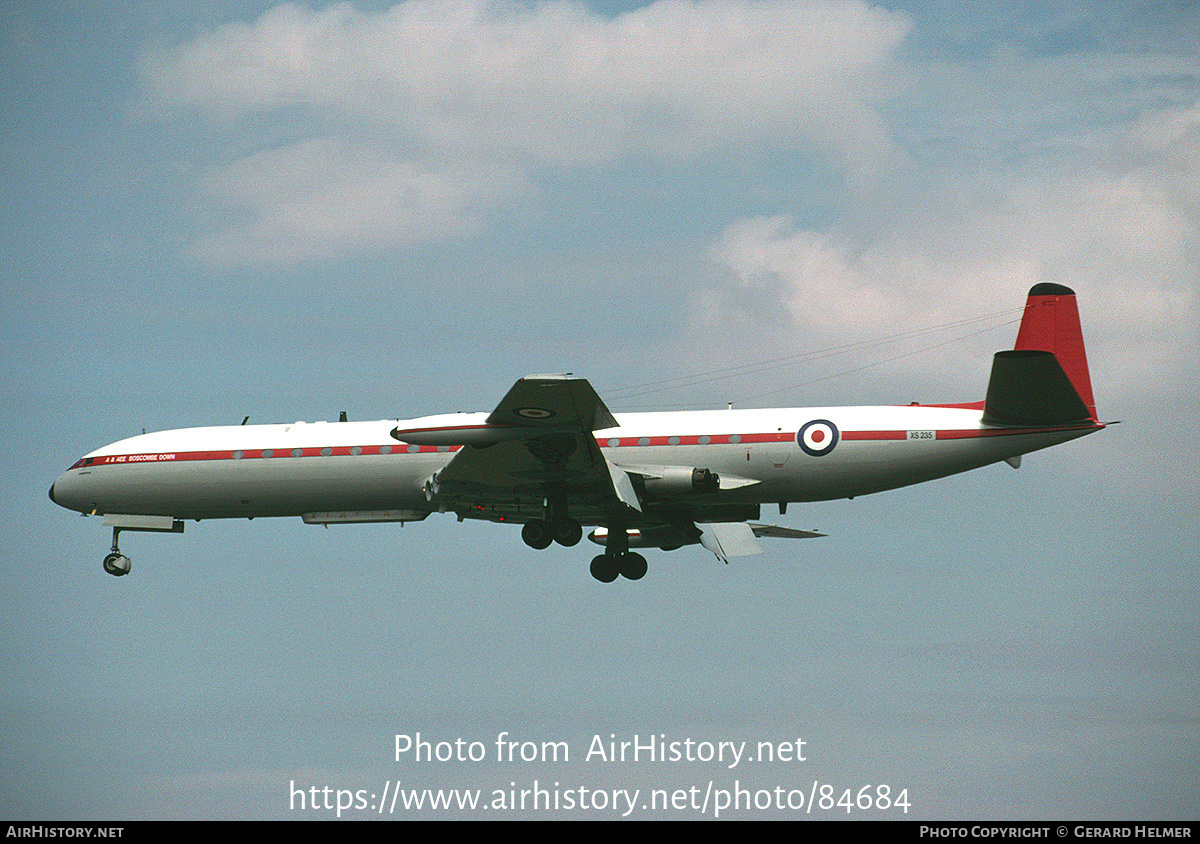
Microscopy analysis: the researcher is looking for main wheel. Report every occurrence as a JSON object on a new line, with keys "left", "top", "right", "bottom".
{"left": 103, "top": 552, "right": 131, "bottom": 577}
{"left": 619, "top": 552, "right": 648, "bottom": 581}
{"left": 521, "top": 519, "right": 553, "bottom": 550}
{"left": 590, "top": 554, "right": 619, "bottom": 583}
{"left": 552, "top": 517, "right": 582, "bottom": 547}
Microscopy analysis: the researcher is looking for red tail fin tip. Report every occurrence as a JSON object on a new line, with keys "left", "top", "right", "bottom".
{"left": 1014, "top": 283, "right": 1097, "bottom": 420}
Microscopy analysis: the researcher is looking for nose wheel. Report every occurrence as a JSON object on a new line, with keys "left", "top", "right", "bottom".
{"left": 103, "top": 526, "right": 131, "bottom": 576}
{"left": 103, "top": 552, "right": 131, "bottom": 576}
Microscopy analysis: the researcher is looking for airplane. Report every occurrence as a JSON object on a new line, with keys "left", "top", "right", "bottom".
{"left": 50, "top": 283, "right": 1105, "bottom": 583}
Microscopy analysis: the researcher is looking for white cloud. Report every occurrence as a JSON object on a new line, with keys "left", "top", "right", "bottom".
{"left": 144, "top": 0, "right": 910, "bottom": 165}
{"left": 701, "top": 159, "right": 1197, "bottom": 400}
{"left": 1110, "top": 99, "right": 1200, "bottom": 213}
{"left": 142, "top": 0, "right": 912, "bottom": 262}
{"left": 189, "top": 137, "right": 531, "bottom": 263}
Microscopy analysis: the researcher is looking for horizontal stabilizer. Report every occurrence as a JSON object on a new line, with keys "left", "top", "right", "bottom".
{"left": 982, "top": 350, "right": 1091, "bottom": 426}
{"left": 750, "top": 524, "right": 826, "bottom": 539}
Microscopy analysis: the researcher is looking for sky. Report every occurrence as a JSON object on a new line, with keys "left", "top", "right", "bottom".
{"left": 2, "top": 0, "right": 1197, "bottom": 820}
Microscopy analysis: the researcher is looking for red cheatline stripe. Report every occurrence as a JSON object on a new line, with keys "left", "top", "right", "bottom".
{"left": 80, "top": 443, "right": 466, "bottom": 466}
{"left": 842, "top": 431, "right": 907, "bottom": 441}
{"left": 844, "top": 424, "right": 1101, "bottom": 441}
{"left": 596, "top": 432, "right": 796, "bottom": 447}
{"left": 71, "top": 422, "right": 1102, "bottom": 469}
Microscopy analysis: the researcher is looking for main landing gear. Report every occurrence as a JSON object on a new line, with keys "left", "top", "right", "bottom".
{"left": 519, "top": 510, "right": 648, "bottom": 582}
{"left": 589, "top": 551, "right": 647, "bottom": 583}
{"left": 587, "top": 521, "right": 647, "bottom": 583}
{"left": 521, "top": 516, "right": 583, "bottom": 549}
{"left": 520, "top": 490, "right": 582, "bottom": 550}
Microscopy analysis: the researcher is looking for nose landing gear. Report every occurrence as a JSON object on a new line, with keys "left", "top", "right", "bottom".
{"left": 103, "top": 551, "right": 132, "bottom": 576}
{"left": 96, "top": 514, "right": 184, "bottom": 577}
{"left": 103, "top": 526, "right": 132, "bottom": 576}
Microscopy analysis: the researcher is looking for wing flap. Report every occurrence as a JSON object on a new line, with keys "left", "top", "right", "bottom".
{"left": 606, "top": 459, "right": 642, "bottom": 512}
{"left": 698, "top": 522, "right": 764, "bottom": 562}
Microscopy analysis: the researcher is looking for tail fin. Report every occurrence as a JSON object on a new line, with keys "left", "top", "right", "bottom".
{"left": 1012, "top": 283, "right": 1097, "bottom": 420}
{"left": 982, "top": 284, "right": 1098, "bottom": 426}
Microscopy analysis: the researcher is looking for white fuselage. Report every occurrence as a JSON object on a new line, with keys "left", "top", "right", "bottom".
{"left": 50, "top": 405, "right": 1103, "bottom": 523}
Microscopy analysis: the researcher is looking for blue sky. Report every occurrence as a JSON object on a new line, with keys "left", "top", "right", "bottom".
{"left": 2, "top": 1, "right": 1197, "bottom": 819}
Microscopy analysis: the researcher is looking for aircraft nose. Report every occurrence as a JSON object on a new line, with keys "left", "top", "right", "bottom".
{"left": 49, "top": 473, "right": 75, "bottom": 510}
{"left": 50, "top": 465, "right": 96, "bottom": 513}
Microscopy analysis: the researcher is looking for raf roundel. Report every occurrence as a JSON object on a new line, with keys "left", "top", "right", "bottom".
{"left": 515, "top": 407, "right": 555, "bottom": 419}
{"left": 797, "top": 419, "right": 839, "bottom": 457}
